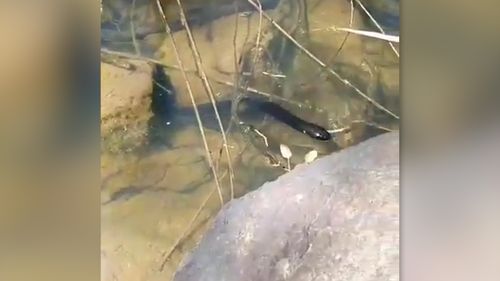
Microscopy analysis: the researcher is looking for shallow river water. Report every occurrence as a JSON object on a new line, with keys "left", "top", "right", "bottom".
{"left": 100, "top": 0, "right": 399, "bottom": 280}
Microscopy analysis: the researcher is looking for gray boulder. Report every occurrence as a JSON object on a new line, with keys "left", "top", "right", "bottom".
{"left": 174, "top": 132, "right": 399, "bottom": 281}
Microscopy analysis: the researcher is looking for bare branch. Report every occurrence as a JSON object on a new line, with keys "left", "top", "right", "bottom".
{"left": 354, "top": 0, "right": 399, "bottom": 57}
{"left": 244, "top": 0, "right": 399, "bottom": 120}
{"left": 172, "top": 0, "right": 236, "bottom": 200}
{"left": 154, "top": 0, "right": 225, "bottom": 208}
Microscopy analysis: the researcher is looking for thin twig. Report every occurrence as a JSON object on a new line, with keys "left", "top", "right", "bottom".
{"left": 158, "top": 170, "right": 226, "bottom": 271}
{"left": 244, "top": 0, "right": 399, "bottom": 120}
{"left": 252, "top": 0, "right": 264, "bottom": 67}
{"left": 335, "top": 27, "right": 399, "bottom": 43}
{"left": 327, "top": 119, "right": 394, "bottom": 134}
{"left": 152, "top": 79, "right": 172, "bottom": 94}
{"left": 154, "top": 0, "right": 225, "bottom": 207}
{"left": 229, "top": 0, "right": 265, "bottom": 134}
{"left": 220, "top": 1, "right": 242, "bottom": 188}
{"left": 327, "top": 127, "right": 350, "bottom": 134}
{"left": 232, "top": 1, "right": 240, "bottom": 104}
{"left": 354, "top": 0, "right": 399, "bottom": 58}
{"left": 351, "top": 119, "right": 394, "bottom": 132}
{"left": 130, "top": 0, "right": 141, "bottom": 55}
{"left": 212, "top": 78, "right": 313, "bottom": 108}
{"left": 252, "top": 127, "right": 269, "bottom": 147}
{"left": 101, "top": 48, "right": 316, "bottom": 110}
{"left": 327, "top": 0, "right": 354, "bottom": 65}
{"left": 173, "top": 0, "right": 236, "bottom": 201}
{"left": 101, "top": 48, "right": 164, "bottom": 64}
{"left": 229, "top": 0, "right": 290, "bottom": 137}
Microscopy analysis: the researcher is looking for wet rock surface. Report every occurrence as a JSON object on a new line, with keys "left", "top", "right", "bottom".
{"left": 174, "top": 131, "right": 399, "bottom": 281}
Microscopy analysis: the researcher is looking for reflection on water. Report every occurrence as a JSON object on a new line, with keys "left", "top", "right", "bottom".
{"left": 100, "top": 0, "right": 399, "bottom": 280}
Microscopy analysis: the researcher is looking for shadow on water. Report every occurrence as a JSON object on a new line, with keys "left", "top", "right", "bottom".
{"left": 146, "top": 64, "right": 242, "bottom": 152}
{"left": 148, "top": 64, "right": 178, "bottom": 148}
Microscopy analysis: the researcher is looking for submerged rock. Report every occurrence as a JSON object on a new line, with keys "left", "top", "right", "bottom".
{"left": 100, "top": 59, "right": 155, "bottom": 153}
{"left": 357, "top": 0, "right": 400, "bottom": 31}
{"left": 174, "top": 132, "right": 399, "bottom": 281}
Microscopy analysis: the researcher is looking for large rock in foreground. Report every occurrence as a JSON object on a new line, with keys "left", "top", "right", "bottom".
{"left": 174, "top": 132, "right": 399, "bottom": 281}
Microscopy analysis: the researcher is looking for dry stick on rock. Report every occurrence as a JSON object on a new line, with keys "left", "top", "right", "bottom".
{"left": 154, "top": 0, "right": 225, "bottom": 207}
{"left": 354, "top": 0, "right": 399, "bottom": 58}
{"left": 172, "top": 0, "right": 236, "bottom": 201}
{"left": 244, "top": 0, "right": 399, "bottom": 120}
